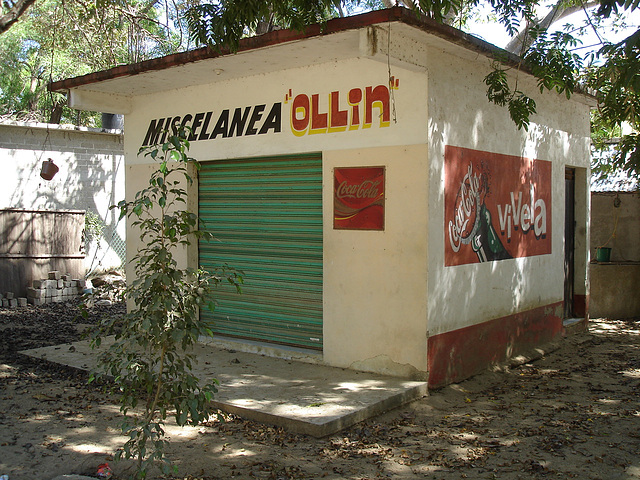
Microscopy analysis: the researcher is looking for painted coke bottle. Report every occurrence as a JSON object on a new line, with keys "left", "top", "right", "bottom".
{"left": 471, "top": 204, "right": 512, "bottom": 262}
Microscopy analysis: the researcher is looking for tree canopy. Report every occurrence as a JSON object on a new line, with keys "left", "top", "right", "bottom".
{"left": 1, "top": 0, "right": 638, "bottom": 185}
{"left": 185, "top": 0, "right": 639, "bottom": 186}
{"left": 0, "top": 0, "right": 193, "bottom": 124}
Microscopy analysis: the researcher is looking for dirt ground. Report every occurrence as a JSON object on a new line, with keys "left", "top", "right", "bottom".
{"left": 1, "top": 301, "right": 639, "bottom": 480}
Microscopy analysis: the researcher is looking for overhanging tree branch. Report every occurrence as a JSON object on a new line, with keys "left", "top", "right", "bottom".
{"left": 504, "top": 0, "right": 599, "bottom": 54}
{"left": 0, "top": 0, "right": 37, "bottom": 34}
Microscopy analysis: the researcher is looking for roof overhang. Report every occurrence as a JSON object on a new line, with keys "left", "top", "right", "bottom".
{"left": 49, "top": 7, "right": 596, "bottom": 113}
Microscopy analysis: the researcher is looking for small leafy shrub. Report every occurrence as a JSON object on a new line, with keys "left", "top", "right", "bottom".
{"left": 89, "top": 128, "right": 242, "bottom": 479}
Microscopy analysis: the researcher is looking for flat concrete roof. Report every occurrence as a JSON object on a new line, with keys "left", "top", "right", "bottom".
{"left": 20, "top": 338, "right": 428, "bottom": 438}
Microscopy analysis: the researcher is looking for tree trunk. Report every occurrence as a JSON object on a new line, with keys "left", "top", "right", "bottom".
{"left": 27, "top": 73, "right": 41, "bottom": 113}
{"left": 504, "top": 0, "right": 599, "bottom": 54}
{"left": 49, "top": 101, "right": 64, "bottom": 124}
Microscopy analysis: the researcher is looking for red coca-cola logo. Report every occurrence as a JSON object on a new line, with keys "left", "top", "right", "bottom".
{"left": 336, "top": 179, "right": 382, "bottom": 200}
{"left": 448, "top": 163, "right": 484, "bottom": 252}
{"left": 334, "top": 167, "right": 385, "bottom": 230}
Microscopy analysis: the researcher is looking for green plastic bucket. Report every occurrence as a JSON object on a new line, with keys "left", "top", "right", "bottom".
{"left": 596, "top": 247, "right": 611, "bottom": 262}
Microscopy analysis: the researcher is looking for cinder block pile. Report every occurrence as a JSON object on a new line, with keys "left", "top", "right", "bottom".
{"left": 25, "top": 271, "right": 87, "bottom": 306}
{"left": 0, "top": 291, "right": 26, "bottom": 308}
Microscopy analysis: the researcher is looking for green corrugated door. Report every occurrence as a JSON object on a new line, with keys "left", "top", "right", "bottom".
{"left": 198, "top": 153, "right": 323, "bottom": 350}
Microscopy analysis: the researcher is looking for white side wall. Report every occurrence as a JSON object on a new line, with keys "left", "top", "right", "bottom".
{"left": 425, "top": 42, "right": 592, "bottom": 337}
{"left": 0, "top": 121, "right": 126, "bottom": 272}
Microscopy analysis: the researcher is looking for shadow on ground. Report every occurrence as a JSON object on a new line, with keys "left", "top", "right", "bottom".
{"left": 1, "top": 303, "right": 639, "bottom": 480}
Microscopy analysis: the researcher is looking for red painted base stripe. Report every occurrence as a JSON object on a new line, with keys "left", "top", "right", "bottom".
{"left": 427, "top": 302, "right": 563, "bottom": 389}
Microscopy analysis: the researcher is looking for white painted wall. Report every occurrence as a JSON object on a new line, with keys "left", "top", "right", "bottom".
{"left": 323, "top": 144, "right": 430, "bottom": 379}
{"left": 0, "top": 121, "right": 126, "bottom": 273}
{"left": 123, "top": 59, "right": 427, "bottom": 163}
{"left": 122, "top": 58, "right": 431, "bottom": 376}
{"left": 425, "top": 41, "right": 592, "bottom": 337}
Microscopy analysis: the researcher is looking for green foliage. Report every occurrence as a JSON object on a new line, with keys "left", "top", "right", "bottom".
{"left": 479, "top": 0, "right": 640, "bottom": 186}
{"left": 414, "top": 0, "right": 464, "bottom": 22}
{"left": 186, "top": 0, "right": 344, "bottom": 51}
{"left": 3, "top": 0, "right": 638, "bottom": 178}
{"left": 0, "top": 0, "right": 192, "bottom": 123}
{"left": 483, "top": 21, "right": 583, "bottom": 130}
{"left": 83, "top": 210, "right": 106, "bottom": 253}
{"left": 590, "top": 38, "right": 640, "bottom": 124}
{"left": 506, "top": 91, "right": 537, "bottom": 130}
{"left": 185, "top": 0, "right": 471, "bottom": 50}
{"left": 592, "top": 133, "right": 640, "bottom": 185}
{"left": 484, "top": 0, "right": 537, "bottom": 36}
{"left": 597, "top": 0, "right": 640, "bottom": 17}
{"left": 586, "top": 26, "right": 640, "bottom": 185}
{"left": 85, "top": 211, "right": 106, "bottom": 239}
{"left": 0, "top": 0, "right": 91, "bottom": 123}
{"left": 90, "top": 128, "right": 242, "bottom": 479}
{"left": 484, "top": 63, "right": 511, "bottom": 105}
{"left": 484, "top": 62, "right": 537, "bottom": 130}
{"left": 183, "top": 0, "right": 640, "bottom": 180}
{"left": 524, "top": 28, "right": 582, "bottom": 97}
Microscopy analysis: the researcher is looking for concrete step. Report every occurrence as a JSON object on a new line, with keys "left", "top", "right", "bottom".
{"left": 20, "top": 338, "right": 427, "bottom": 437}
{"left": 563, "top": 317, "right": 588, "bottom": 334}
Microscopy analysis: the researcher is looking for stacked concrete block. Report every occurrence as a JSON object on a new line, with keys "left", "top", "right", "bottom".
{"left": 0, "top": 271, "right": 89, "bottom": 309}
{"left": 25, "top": 271, "right": 85, "bottom": 306}
{"left": 1, "top": 291, "right": 21, "bottom": 308}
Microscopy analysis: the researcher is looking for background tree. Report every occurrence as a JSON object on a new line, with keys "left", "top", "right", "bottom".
{"left": 478, "top": 0, "right": 639, "bottom": 185}
{"left": 2, "top": 0, "right": 637, "bottom": 175}
{"left": 0, "top": 0, "right": 36, "bottom": 33}
{"left": 0, "top": 0, "right": 193, "bottom": 124}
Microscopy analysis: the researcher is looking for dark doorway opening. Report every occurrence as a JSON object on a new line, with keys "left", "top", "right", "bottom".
{"left": 564, "top": 168, "right": 576, "bottom": 318}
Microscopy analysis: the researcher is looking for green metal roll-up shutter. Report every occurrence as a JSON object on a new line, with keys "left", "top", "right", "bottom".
{"left": 198, "top": 153, "right": 323, "bottom": 350}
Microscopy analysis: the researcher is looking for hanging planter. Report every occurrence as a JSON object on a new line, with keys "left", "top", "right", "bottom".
{"left": 40, "top": 158, "right": 59, "bottom": 180}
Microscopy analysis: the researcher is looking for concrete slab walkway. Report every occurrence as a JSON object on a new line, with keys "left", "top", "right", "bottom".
{"left": 20, "top": 339, "right": 428, "bottom": 437}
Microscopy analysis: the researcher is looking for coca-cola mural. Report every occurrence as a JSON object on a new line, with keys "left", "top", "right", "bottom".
{"left": 445, "top": 146, "right": 552, "bottom": 266}
{"left": 334, "top": 167, "right": 385, "bottom": 230}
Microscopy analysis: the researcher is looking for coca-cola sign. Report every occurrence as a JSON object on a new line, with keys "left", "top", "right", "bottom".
{"left": 334, "top": 167, "right": 385, "bottom": 230}
{"left": 444, "top": 146, "right": 552, "bottom": 266}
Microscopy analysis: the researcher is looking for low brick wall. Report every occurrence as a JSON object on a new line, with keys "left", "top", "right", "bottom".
{"left": 26, "top": 271, "right": 87, "bottom": 305}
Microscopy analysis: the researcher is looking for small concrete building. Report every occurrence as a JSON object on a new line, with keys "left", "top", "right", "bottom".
{"left": 51, "top": 7, "right": 593, "bottom": 388}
